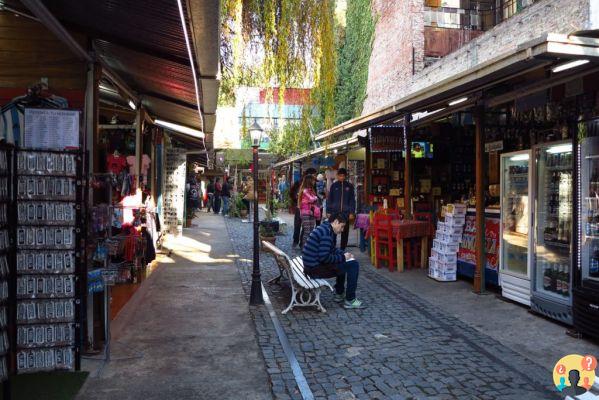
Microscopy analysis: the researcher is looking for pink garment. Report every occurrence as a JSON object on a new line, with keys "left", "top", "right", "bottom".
{"left": 126, "top": 156, "right": 136, "bottom": 175}
{"left": 120, "top": 193, "right": 143, "bottom": 226}
{"left": 299, "top": 188, "right": 321, "bottom": 219}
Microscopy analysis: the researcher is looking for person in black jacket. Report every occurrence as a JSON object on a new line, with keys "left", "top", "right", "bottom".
{"left": 206, "top": 178, "right": 214, "bottom": 213}
{"left": 326, "top": 168, "right": 355, "bottom": 250}
{"left": 221, "top": 178, "right": 232, "bottom": 217}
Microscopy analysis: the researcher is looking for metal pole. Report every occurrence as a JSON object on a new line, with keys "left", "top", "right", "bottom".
{"left": 249, "top": 145, "right": 264, "bottom": 305}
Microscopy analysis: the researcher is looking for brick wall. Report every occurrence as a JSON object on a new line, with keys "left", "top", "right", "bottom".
{"left": 362, "top": 0, "right": 594, "bottom": 114}
{"left": 363, "top": 0, "right": 424, "bottom": 114}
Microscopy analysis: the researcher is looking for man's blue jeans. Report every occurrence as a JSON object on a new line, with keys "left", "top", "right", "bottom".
{"left": 305, "top": 260, "right": 360, "bottom": 301}
{"left": 222, "top": 196, "right": 230, "bottom": 215}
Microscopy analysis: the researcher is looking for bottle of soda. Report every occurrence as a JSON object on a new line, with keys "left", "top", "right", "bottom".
{"left": 543, "top": 261, "right": 551, "bottom": 291}
{"left": 550, "top": 263, "right": 557, "bottom": 292}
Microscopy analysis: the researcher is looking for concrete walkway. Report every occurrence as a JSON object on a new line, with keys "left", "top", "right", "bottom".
{"left": 77, "top": 213, "right": 273, "bottom": 400}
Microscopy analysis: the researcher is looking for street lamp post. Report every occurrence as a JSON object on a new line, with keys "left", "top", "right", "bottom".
{"left": 249, "top": 120, "right": 264, "bottom": 305}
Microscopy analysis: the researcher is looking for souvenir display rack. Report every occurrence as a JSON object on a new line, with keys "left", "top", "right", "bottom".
{"left": 0, "top": 144, "right": 12, "bottom": 384}
{"left": 14, "top": 148, "right": 84, "bottom": 373}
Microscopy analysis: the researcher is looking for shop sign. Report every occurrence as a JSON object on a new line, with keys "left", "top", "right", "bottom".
{"left": 24, "top": 108, "right": 80, "bottom": 149}
{"left": 485, "top": 140, "right": 503, "bottom": 153}
{"left": 369, "top": 126, "right": 404, "bottom": 153}
{"left": 458, "top": 212, "right": 500, "bottom": 271}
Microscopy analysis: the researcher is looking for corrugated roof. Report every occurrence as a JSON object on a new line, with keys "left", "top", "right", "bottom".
{"left": 11, "top": 0, "right": 220, "bottom": 146}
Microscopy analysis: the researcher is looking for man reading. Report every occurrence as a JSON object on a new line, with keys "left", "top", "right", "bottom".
{"left": 302, "top": 213, "right": 365, "bottom": 309}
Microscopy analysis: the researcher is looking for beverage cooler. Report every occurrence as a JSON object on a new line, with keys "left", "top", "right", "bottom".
{"left": 500, "top": 150, "right": 533, "bottom": 305}
{"left": 531, "top": 141, "right": 573, "bottom": 324}
{"left": 574, "top": 134, "right": 599, "bottom": 340}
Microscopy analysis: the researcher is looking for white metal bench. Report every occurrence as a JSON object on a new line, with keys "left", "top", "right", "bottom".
{"left": 262, "top": 240, "right": 334, "bottom": 314}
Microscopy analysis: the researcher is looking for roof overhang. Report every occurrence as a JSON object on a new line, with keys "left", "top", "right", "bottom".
{"left": 16, "top": 0, "right": 220, "bottom": 147}
{"left": 273, "top": 135, "right": 360, "bottom": 168}
{"left": 315, "top": 33, "right": 599, "bottom": 142}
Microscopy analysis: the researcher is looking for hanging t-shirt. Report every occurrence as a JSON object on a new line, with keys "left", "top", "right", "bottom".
{"left": 126, "top": 155, "right": 136, "bottom": 176}
{"left": 141, "top": 154, "right": 151, "bottom": 176}
{"left": 107, "top": 154, "right": 127, "bottom": 174}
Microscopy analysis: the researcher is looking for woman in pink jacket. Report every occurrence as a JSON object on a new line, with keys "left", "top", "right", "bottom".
{"left": 298, "top": 174, "right": 321, "bottom": 248}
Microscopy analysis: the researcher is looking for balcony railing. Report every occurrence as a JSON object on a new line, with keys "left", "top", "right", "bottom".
{"left": 423, "top": 0, "right": 541, "bottom": 67}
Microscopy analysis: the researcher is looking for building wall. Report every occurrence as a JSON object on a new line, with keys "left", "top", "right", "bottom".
{"left": 363, "top": 0, "right": 424, "bottom": 114}
{"left": 363, "top": 0, "right": 593, "bottom": 114}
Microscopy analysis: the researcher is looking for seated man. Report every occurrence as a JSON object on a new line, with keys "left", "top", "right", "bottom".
{"left": 302, "top": 213, "right": 365, "bottom": 309}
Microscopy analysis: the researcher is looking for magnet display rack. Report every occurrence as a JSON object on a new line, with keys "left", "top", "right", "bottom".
{"left": 0, "top": 144, "right": 12, "bottom": 390}
{"left": 13, "top": 148, "right": 84, "bottom": 374}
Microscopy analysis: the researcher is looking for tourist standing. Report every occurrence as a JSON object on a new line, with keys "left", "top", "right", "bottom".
{"left": 213, "top": 177, "right": 222, "bottom": 214}
{"left": 206, "top": 178, "right": 215, "bottom": 213}
{"left": 290, "top": 168, "right": 316, "bottom": 248}
{"left": 221, "top": 177, "right": 231, "bottom": 217}
{"left": 326, "top": 168, "right": 355, "bottom": 250}
{"left": 299, "top": 174, "right": 320, "bottom": 248}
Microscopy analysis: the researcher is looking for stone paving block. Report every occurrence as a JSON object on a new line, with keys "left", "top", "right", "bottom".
{"left": 225, "top": 217, "right": 557, "bottom": 400}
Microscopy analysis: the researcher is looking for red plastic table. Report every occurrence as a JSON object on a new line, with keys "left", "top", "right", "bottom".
{"left": 391, "top": 220, "right": 430, "bottom": 272}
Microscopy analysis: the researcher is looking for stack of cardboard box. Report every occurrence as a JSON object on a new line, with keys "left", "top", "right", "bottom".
{"left": 429, "top": 203, "right": 466, "bottom": 281}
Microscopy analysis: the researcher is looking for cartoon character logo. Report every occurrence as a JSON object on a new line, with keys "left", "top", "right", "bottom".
{"left": 553, "top": 354, "right": 596, "bottom": 397}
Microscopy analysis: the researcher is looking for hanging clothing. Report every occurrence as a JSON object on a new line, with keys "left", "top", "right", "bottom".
{"left": 107, "top": 154, "right": 127, "bottom": 175}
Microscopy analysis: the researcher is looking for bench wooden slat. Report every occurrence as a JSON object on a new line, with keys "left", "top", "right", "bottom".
{"left": 290, "top": 258, "right": 318, "bottom": 289}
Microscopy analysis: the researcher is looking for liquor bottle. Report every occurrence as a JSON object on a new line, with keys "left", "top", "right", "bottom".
{"left": 550, "top": 263, "right": 557, "bottom": 292}
{"left": 556, "top": 264, "right": 563, "bottom": 294}
{"left": 562, "top": 265, "right": 570, "bottom": 297}
{"left": 591, "top": 246, "right": 599, "bottom": 277}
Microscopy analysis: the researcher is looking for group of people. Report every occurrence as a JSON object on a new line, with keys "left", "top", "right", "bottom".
{"left": 290, "top": 167, "right": 364, "bottom": 309}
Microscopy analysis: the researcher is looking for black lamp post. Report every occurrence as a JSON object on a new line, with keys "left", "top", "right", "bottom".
{"left": 249, "top": 120, "right": 264, "bottom": 305}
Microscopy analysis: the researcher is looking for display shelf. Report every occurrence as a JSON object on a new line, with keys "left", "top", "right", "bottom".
{"left": 17, "top": 317, "right": 74, "bottom": 325}
{"left": 17, "top": 342, "right": 74, "bottom": 350}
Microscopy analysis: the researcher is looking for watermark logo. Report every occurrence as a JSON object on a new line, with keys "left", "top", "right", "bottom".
{"left": 553, "top": 354, "right": 596, "bottom": 397}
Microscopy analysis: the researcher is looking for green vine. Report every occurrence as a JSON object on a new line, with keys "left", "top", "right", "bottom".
{"left": 334, "top": 0, "right": 375, "bottom": 124}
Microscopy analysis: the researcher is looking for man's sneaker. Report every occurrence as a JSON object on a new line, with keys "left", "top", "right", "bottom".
{"left": 343, "top": 299, "right": 366, "bottom": 309}
{"left": 333, "top": 293, "right": 345, "bottom": 303}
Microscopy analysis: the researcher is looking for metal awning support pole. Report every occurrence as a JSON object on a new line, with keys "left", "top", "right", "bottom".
{"left": 474, "top": 105, "right": 486, "bottom": 294}
{"left": 20, "top": 0, "right": 92, "bottom": 62}
{"left": 403, "top": 115, "right": 412, "bottom": 218}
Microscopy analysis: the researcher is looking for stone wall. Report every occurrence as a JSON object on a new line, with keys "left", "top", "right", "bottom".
{"left": 362, "top": 0, "right": 595, "bottom": 114}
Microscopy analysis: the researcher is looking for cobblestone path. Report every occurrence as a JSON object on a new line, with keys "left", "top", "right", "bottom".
{"left": 225, "top": 217, "right": 558, "bottom": 400}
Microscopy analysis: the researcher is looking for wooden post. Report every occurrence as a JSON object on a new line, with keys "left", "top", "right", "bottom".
{"left": 365, "top": 131, "right": 371, "bottom": 205}
{"left": 404, "top": 114, "right": 412, "bottom": 218}
{"left": 135, "top": 108, "right": 143, "bottom": 190}
{"left": 474, "top": 105, "right": 485, "bottom": 294}
{"left": 91, "top": 62, "right": 102, "bottom": 175}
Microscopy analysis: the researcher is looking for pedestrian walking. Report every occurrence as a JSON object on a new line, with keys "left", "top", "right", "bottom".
{"left": 206, "top": 178, "right": 215, "bottom": 213}
{"left": 315, "top": 173, "right": 326, "bottom": 226}
{"left": 278, "top": 175, "right": 289, "bottom": 203}
{"left": 221, "top": 178, "right": 232, "bottom": 217}
{"left": 243, "top": 175, "right": 254, "bottom": 221}
{"left": 326, "top": 168, "right": 355, "bottom": 250}
{"left": 299, "top": 174, "right": 320, "bottom": 248}
{"left": 213, "top": 177, "right": 222, "bottom": 214}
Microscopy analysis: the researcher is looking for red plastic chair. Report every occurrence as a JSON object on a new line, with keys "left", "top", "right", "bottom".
{"left": 373, "top": 210, "right": 399, "bottom": 271}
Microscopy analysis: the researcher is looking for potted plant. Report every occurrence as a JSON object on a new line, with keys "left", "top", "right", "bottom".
{"left": 259, "top": 224, "right": 277, "bottom": 249}
{"left": 238, "top": 195, "right": 248, "bottom": 218}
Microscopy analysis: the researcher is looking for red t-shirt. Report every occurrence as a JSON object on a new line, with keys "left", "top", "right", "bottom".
{"left": 107, "top": 154, "right": 127, "bottom": 174}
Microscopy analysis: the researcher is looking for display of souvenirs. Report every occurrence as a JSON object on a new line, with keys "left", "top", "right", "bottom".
{"left": 0, "top": 147, "right": 10, "bottom": 382}
{"left": 16, "top": 149, "right": 81, "bottom": 373}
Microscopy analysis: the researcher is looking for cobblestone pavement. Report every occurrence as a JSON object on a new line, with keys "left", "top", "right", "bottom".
{"left": 225, "top": 217, "right": 558, "bottom": 400}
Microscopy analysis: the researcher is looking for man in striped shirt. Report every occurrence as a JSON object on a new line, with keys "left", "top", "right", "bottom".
{"left": 302, "top": 213, "right": 364, "bottom": 309}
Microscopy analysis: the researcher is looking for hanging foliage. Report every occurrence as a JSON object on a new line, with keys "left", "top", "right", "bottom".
{"left": 219, "top": 0, "right": 338, "bottom": 113}
{"left": 334, "top": 0, "right": 375, "bottom": 125}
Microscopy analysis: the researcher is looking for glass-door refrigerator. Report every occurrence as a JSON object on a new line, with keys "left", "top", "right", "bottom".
{"left": 500, "top": 150, "right": 533, "bottom": 306}
{"left": 574, "top": 133, "right": 599, "bottom": 341}
{"left": 531, "top": 141, "right": 573, "bottom": 324}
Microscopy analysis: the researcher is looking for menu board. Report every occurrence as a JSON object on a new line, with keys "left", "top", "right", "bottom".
{"left": 24, "top": 109, "right": 80, "bottom": 150}
{"left": 369, "top": 126, "right": 404, "bottom": 153}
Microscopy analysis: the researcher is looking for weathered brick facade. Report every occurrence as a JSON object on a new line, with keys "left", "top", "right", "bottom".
{"left": 363, "top": 0, "right": 597, "bottom": 115}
